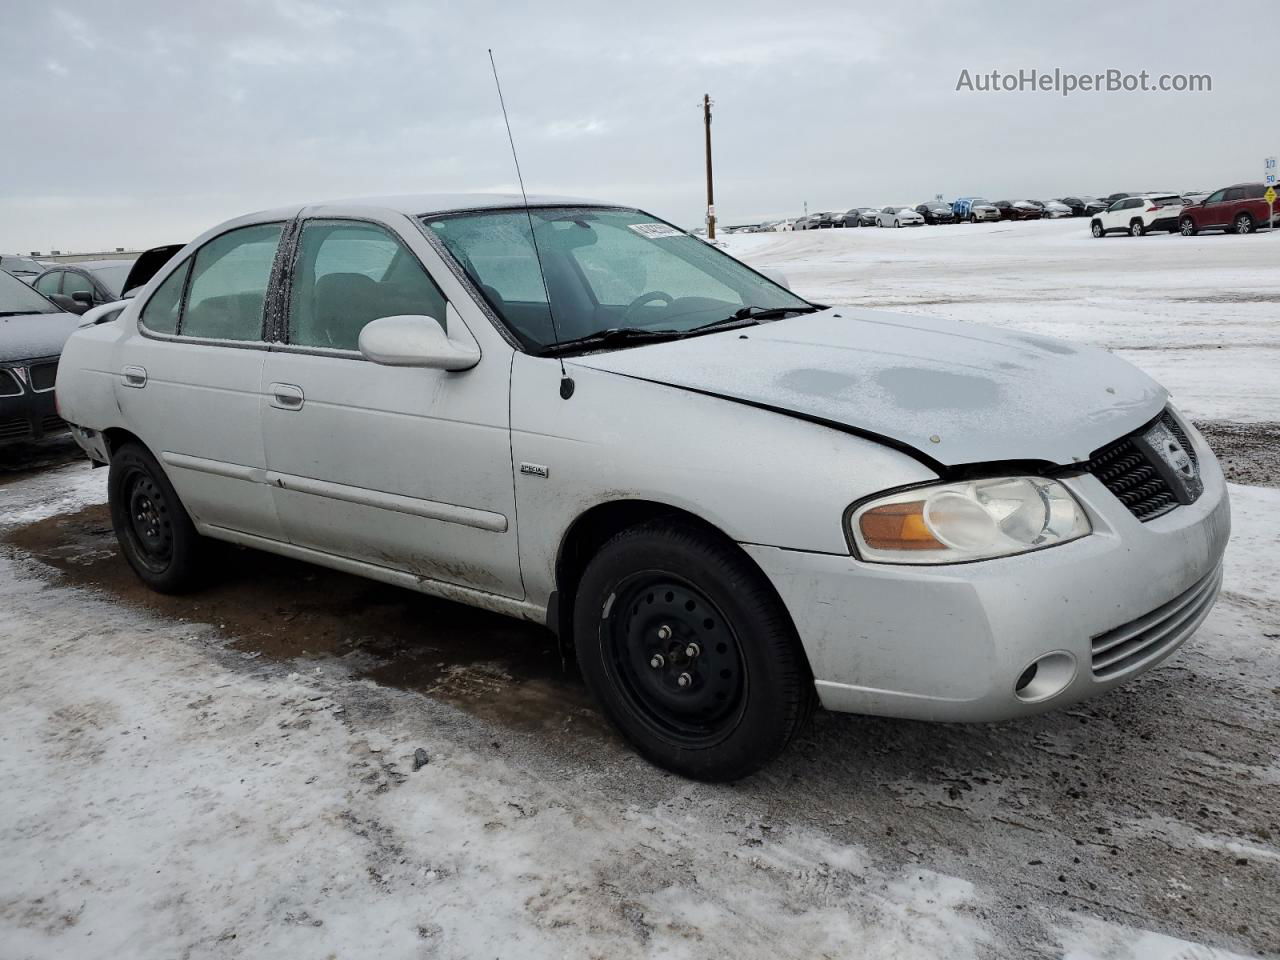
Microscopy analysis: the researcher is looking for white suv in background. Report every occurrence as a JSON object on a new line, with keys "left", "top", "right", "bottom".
{"left": 876, "top": 206, "right": 924, "bottom": 228}
{"left": 1091, "top": 194, "right": 1184, "bottom": 237}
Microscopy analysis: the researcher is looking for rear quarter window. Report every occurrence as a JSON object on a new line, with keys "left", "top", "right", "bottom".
{"left": 140, "top": 261, "right": 191, "bottom": 335}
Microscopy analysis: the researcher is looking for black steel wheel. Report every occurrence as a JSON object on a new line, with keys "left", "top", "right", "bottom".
{"left": 574, "top": 521, "right": 816, "bottom": 781}
{"left": 121, "top": 468, "right": 173, "bottom": 573}
{"left": 603, "top": 574, "right": 747, "bottom": 748}
{"left": 108, "top": 441, "right": 206, "bottom": 593}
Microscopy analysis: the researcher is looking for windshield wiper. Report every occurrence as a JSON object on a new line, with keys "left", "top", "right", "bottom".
{"left": 688, "top": 303, "right": 821, "bottom": 333}
{"left": 539, "top": 327, "right": 686, "bottom": 357}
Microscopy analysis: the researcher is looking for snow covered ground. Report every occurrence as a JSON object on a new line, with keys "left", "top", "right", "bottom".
{"left": 2, "top": 220, "right": 1278, "bottom": 959}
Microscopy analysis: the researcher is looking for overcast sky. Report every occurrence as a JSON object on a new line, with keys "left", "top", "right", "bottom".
{"left": 1, "top": 0, "right": 1273, "bottom": 252}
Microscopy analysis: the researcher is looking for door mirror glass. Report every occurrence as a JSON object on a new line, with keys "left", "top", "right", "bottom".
{"left": 358, "top": 315, "right": 480, "bottom": 370}
{"left": 71, "top": 290, "right": 94, "bottom": 305}
{"left": 50, "top": 293, "right": 88, "bottom": 315}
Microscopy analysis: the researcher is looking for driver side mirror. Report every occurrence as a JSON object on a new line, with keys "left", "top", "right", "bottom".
{"left": 50, "top": 293, "right": 89, "bottom": 315}
{"left": 358, "top": 315, "right": 480, "bottom": 371}
{"left": 71, "top": 290, "right": 94, "bottom": 306}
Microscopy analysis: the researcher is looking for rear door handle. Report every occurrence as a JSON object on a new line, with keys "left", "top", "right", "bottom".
{"left": 269, "top": 382, "right": 304, "bottom": 410}
{"left": 122, "top": 365, "right": 147, "bottom": 388}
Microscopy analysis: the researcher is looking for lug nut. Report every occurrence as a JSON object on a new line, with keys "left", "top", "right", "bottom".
{"left": 677, "top": 672, "right": 692, "bottom": 688}
{"left": 657, "top": 625, "right": 672, "bottom": 640}
{"left": 684, "top": 642, "right": 701, "bottom": 658}
{"left": 649, "top": 654, "right": 665, "bottom": 669}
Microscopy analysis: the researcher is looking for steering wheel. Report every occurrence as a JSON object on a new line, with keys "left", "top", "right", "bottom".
{"left": 622, "top": 290, "right": 674, "bottom": 324}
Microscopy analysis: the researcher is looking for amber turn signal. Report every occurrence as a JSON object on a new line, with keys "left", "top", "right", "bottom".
{"left": 857, "top": 500, "right": 945, "bottom": 551}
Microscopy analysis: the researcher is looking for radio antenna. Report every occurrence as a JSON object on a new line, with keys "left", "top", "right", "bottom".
{"left": 488, "top": 49, "right": 574, "bottom": 399}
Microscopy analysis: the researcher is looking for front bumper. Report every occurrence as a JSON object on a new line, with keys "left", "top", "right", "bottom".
{"left": 0, "top": 359, "right": 65, "bottom": 446}
{"left": 744, "top": 426, "right": 1230, "bottom": 722}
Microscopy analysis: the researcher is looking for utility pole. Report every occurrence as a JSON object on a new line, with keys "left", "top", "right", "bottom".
{"left": 702, "top": 93, "right": 716, "bottom": 240}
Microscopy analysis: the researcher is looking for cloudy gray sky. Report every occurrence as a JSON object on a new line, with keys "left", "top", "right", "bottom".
{"left": 1, "top": 0, "right": 1273, "bottom": 252}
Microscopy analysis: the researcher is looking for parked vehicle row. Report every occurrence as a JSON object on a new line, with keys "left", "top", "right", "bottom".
{"left": 729, "top": 181, "right": 1273, "bottom": 236}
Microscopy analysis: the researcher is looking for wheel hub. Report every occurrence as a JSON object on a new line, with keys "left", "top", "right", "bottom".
{"left": 606, "top": 577, "right": 746, "bottom": 744}
{"left": 123, "top": 470, "right": 173, "bottom": 569}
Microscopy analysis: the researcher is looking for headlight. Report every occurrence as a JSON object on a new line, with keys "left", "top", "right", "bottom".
{"left": 849, "top": 476, "right": 1091, "bottom": 564}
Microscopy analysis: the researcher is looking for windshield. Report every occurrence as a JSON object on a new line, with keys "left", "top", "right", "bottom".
{"left": 1, "top": 256, "right": 44, "bottom": 277}
{"left": 423, "top": 206, "right": 810, "bottom": 352}
{"left": 0, "top": 269, "right": 60, "bottom": 315}
{"left": 90, "top": 261, "right": 134, "bottom": 297}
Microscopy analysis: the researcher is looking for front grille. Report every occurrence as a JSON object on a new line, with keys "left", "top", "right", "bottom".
{"left": 0, "top": 369, "right": 21, "bottom": 397}
{"left": 1082, "top": 410, "right": 1195, "bottom": 521}
{"left": 39, "top": 415, "right": 68, "bottom": 436}
{"left": 1091, "top": 564, "right": 1222, "bottom": 679}
{"left": 0, "top": 417, "right": 32, "bottom": 442}
{"left": 28, "top": 360, "right": 57, "bottom": 391}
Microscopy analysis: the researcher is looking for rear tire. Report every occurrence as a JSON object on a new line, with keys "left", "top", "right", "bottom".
{"left": 108, "top": 441, "right": 206, "bottom": 593}
{"left": 573, "top": 521, "right": 815, "bottom": 782}
{"left": 1129, "top": 219, "right": 1145, "bottom": 237}
{"left": 1234, "top": 213, "right": 1254, "bottom": 235}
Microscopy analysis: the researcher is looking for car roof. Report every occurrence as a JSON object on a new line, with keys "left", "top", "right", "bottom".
{"left": 55, "top": 259, "right": 137, "bottom": 272}
{"left": 206, "top": 194, "right": 629, "bottom": 237}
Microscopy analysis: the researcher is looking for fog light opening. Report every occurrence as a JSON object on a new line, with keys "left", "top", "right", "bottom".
{"left": 1015, "top": 662, "right": 1039, "bottom": 693}
{"left": 1013, "top": 652, "right": 1076, "bottom": 703}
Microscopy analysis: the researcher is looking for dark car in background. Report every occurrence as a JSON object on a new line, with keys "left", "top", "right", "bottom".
{"left": 0, "top": 254, "right": 46, "bottom": 282}
{"left": 993, "top": 200, "right": 1043, "bottom": 221}
{"left": 31, "top": 245, "right": 183, "bottom": 315}
{"left": 1178, "top": 183, "right": 1275, "bottom": 236}
{"left": 852, "top": 207, "right": 880, "bottom": 226}
{"left": 915, "top": 201, "right": 955, "bottom": 224}
{"left": 32, "top": 260, "right": 138, "bottom": 315}
{"left": 0, "top": 270, "right": 81, "bottom": 445}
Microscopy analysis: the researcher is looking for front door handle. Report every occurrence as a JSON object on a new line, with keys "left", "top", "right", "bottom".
{"left": 269, "top": 382, "right": 305, "bottom": 411}
{"left": 121, "top": 365, "right": 147, "bottom": 388}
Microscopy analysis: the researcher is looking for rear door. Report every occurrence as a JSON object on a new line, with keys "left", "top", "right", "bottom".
{"left": 114, "top": 222, "right": 287, "bottom": 540}
{"left": 259, "top": 215, "right": 521, "bottom": 598}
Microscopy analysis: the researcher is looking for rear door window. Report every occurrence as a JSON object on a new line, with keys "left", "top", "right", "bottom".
{"left": 140, "top": 260, "right": 191, "bottom": 335}
{"left": 1222, "top": 188, "right": 1245, "bottom": 202}
{"left": 33, "top": 272, "right": 61, "bottom": 296}
{"left": 181, "top": 224, "right": 283, "bottom": 341}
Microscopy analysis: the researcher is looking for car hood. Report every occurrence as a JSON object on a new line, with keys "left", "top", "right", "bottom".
{"left": 0, "top": 311, "right": 82, "bottom": 362}
{"left": 569, "top": 308, "right": 1167, "bottom": 469}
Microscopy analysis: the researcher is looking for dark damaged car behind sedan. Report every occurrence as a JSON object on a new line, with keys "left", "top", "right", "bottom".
{"left": 0, "top": 270, "right": 81, "bottom": 445}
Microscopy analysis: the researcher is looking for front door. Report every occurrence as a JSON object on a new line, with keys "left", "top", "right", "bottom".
{"left": 259, "top": 217, "right": 521, "bottom": 598}
{"left": 1197, "top": 188, "right": 1228, "bottom": 229}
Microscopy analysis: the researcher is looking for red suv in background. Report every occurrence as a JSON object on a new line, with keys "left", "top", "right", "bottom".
{"left": 1178, "top": 183, "right": 1276, "bottom": 235}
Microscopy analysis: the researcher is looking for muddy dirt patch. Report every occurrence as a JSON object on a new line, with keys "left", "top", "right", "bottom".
{"left": 3, "top": 504, "right": 603, "bottom": 737}
{"left": 1195, "top": 419, "right": 1280, "bottom": 488}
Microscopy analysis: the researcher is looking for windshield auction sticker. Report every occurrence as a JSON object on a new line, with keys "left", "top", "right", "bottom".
{"left": 628, "top": 223, "right": 684, "bottom": 239}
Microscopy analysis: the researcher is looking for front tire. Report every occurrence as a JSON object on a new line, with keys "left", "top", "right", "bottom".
{"left": 108, "top": 441, "right": 206, "bottom": 593}
{"left": 573, "top": 521, "right": 815, "bottom": 781}
{"left": 1091, "top": 220, "right": 1104, "bottom": 238}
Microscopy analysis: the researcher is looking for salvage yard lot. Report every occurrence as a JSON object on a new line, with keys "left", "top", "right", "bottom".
{"left": 2, "top": 219, "right": 1277, "bottom": 959}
